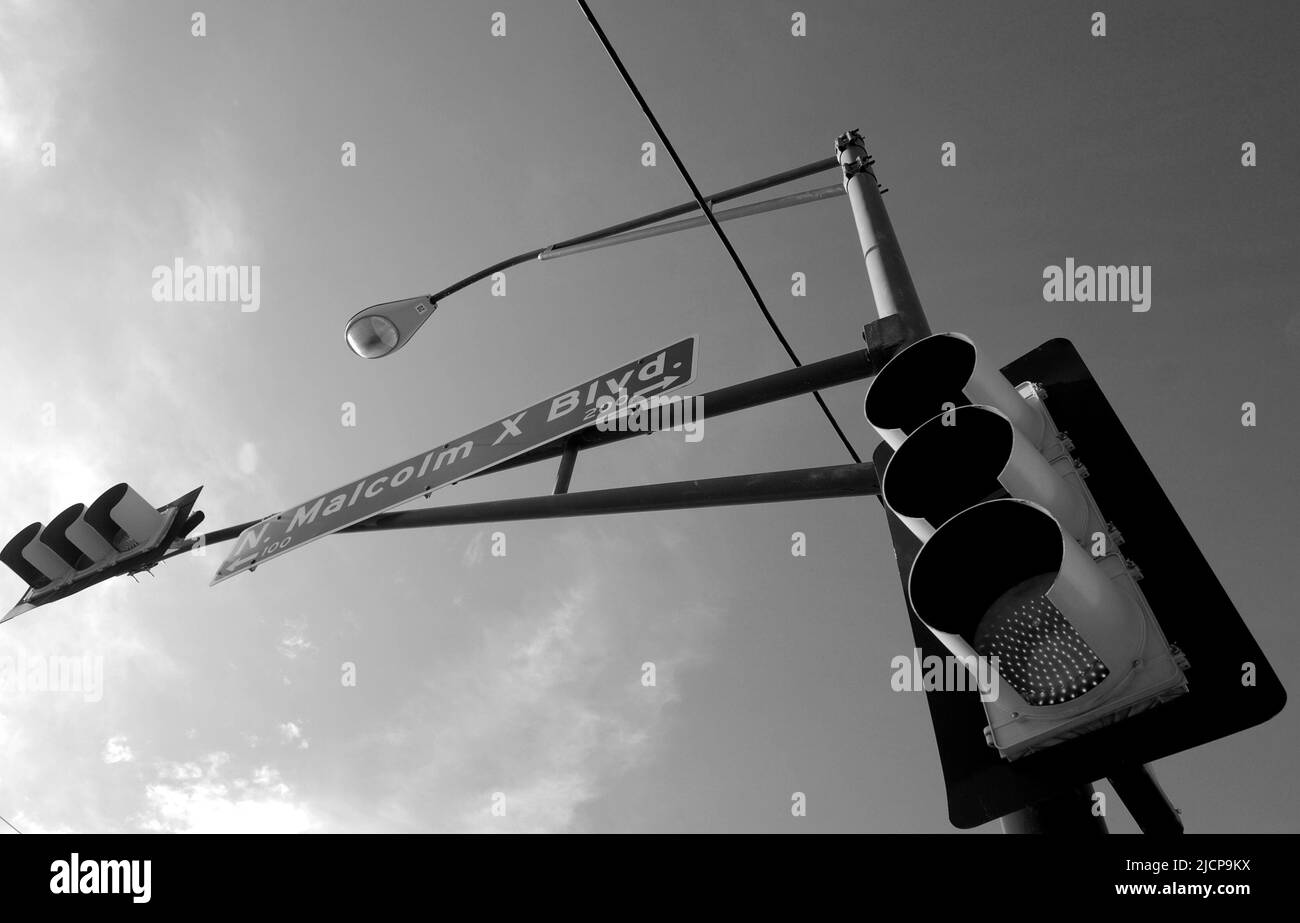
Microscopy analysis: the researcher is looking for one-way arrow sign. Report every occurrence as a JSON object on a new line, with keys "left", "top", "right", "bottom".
{"left": 212, "top": 336, "right": 697, "bottom": 584}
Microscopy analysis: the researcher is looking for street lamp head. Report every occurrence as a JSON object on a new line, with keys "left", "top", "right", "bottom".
{"left": 346, "top": 315, "right": 400, "bottom": 358}
{"left": 344, "top": 296, "right": 437, "bottom": 359}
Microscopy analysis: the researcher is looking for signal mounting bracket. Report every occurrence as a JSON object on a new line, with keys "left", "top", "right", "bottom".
{"left": 862, "top": 313, "right": 910, "bottom": 368}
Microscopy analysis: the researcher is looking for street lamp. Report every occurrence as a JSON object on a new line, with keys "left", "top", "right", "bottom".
{"left": 341, "top": 157, "right": 846, "bottom": 359}
{"left": 345, "top": 296, "right": 436, "bottom": 359}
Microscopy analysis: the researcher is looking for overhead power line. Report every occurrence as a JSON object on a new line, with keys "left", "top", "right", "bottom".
{"left": 573, "top": 0, "right": 862, "bottom": 464}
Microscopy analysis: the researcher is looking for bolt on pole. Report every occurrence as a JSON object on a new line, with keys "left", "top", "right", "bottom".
{"left": 835, "top": 130, "right": 932, "bottom": 344}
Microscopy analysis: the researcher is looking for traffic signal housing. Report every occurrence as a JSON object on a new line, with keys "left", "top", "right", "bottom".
{"left": 867, "top": 334, "right": 1285, "bottom": 827}
{"left": 1, "top": 483, "right": 205, "bottom": 623}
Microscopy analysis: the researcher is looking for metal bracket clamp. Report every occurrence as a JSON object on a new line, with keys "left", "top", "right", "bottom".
{"left": 862, "top": 313, "right": 910, "bottom": 370}
{"left": 835, "top": 129, "right": 886, "bottom": 193}
{"left": 845, "top": 162, "right": 886, "bottom": 195}
{"left": 834, "top": 128, "right": 866, "bottom": 156}
{"left": 842, "top": 157, "right": 877, "bottom": 180}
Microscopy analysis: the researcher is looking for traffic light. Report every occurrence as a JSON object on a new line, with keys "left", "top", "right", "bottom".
{"left": 868, "top": 332, "right": 1188, "bottom": 760}
{"left": 867, "top": 334, "right": 1285, "bottom": 827}
{"left": 1, "top": 483, "right": 205, "bottom": 623}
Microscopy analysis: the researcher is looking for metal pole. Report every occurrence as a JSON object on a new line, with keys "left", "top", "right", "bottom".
{"left": 1107, "top": 764, "right": 1183, "bottom": 834}
{"left": 171, "top": 344, "right": 897, "bottom": 558}
{"left": 426, "top": 156, "right": 842, "bottom": 304}
{"left": 465, "top": 345, "right": 884, "bottom": 481}
{"left": 553, "top": 438, "right": 579, "bottom": 495}
{"left": 542, "top": 157, "right": 840, "bottom": 256}
{"left": 539, "top": 185, "right": 845, "bottom": 262}
{"left": 170, "top": 460, "right": 879, "bottom": 558}
{"left": 341, "top": 463, "right": 879, "bottom": 533}
{"left": 835, "top": 130, "right": 931, "bottom": 344}
{"left": 1000, "top": 785, "right": 1110, "bottom": 834}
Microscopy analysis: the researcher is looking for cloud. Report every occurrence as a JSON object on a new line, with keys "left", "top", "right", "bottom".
{"left": 236, "top": 442, "right": 259, "bottom": 476}
{"left": 137, "top": 753, "right": 316, "bottom": 833}
{"left": 0, "top": 0, "right": 82, "bottom": 173}
{"left": 461, "top": 530, "right": 487, "bottom": 567}
{"left": 6, "top": 813, "right": 73, "bottom": 835}
{"left": 0, "top": 4, "right": 732, "bottom": 836}
{"left": 278, "top": 721, "right": 309, "bottom": 750}
{"left": 0, "top": 576, "right": 184, "bottom": 832}
{"left": 276, "top": 615, "right": 314, "bottom": 660}
{"left": 350, "top": 530, "right": 727, "bottom": 833}
{"left": 0, "top": 0, "right": 288, "bottom": 836}
{"left": 102, "top": 735, "right": 133, "bottom": 764}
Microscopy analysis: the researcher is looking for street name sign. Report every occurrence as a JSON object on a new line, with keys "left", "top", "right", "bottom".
{"left": 212, "top": 336, "right": 697, "bottom": 584}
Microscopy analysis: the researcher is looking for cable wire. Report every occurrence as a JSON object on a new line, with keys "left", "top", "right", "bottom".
{"left": 574, "top": 0, "right": 862, "bottom": 464}
{"left": 0, "top": 812, "right": 22, "bottom": 834}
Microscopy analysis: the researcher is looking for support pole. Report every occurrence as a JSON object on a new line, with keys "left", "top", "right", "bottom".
{"left": 343, "top": 463, "right": 879, "bottom": 533}
{"left": 1000, "top": 785, "right": 1110, "bottom": 834}
{"left": 171, "top": 346, "right": 899, "bottom": 559}
{"left": 835, "top": 130, "right": 931, "bottom": 345}
{"left": 1108, "top": 764, "right": 1183, "bottom": 834}
{"left": 539, "top": 185, "right": 845, "bottom": 262}
{"left": 465, "top": 345, "right": 884, "bottom": 481}
{"left": 553, "top": 438, "right": 579, "bottom": 495}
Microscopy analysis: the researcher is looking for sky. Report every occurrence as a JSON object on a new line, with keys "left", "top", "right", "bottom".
{"left": 0, "top": 0, "right": 1297, "bottom": 833}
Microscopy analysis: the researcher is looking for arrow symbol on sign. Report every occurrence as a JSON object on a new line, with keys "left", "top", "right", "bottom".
{"left": 597, "top": 377, "right": 685, "bottom": 426}
{"left": 217, "top": 553, "right": 260, "bottom": 578}
{"left": 630, "top": 376, "right": 679, "bottom": 402}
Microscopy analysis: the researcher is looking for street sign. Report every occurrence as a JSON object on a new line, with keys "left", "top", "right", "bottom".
{"left": 212, "top": 336, "right": 698, "bottom": 584}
